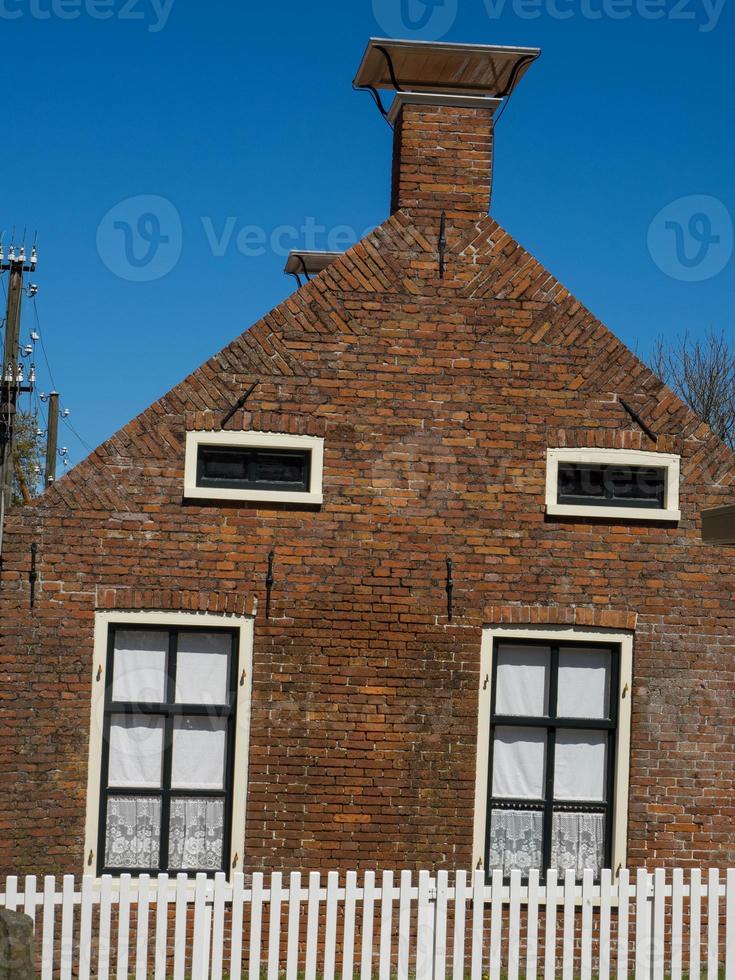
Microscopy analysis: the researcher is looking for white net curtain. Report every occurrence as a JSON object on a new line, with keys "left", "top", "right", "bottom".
{"left": 489, "top": 643, "right": 613, "bottom": 877}
{"left": 103, "top": 629, "right": 231, "bottom": 872}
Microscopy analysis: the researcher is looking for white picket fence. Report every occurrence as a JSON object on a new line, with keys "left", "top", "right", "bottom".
{"left": 2, "top": 868, "right": 735, "bottom": 980}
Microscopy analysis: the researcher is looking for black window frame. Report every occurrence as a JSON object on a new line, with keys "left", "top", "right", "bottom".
{"left": 484, "top": 637, "right": 620, "bottom": 883}
{"left": 195, "top": 444, "right": 312, "bottom": 494}
{"left": 97, "top": 623, "right": 239, "bottom": 878}
{"left": 556, "top": 462, "right": 667, "bottom": 510}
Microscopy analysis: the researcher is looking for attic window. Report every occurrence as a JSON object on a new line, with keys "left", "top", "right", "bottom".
{"left": 184, "top": 431, "right": 324, "bottom": 505}
{"left": 546, "top": 449, "right": 681, "bottom": 522}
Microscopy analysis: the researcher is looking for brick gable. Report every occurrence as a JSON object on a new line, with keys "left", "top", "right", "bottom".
{"left": 1, "top": 204, "right": 734, "bottom": 875}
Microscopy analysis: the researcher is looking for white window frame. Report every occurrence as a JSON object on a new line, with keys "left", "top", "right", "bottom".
{"left": 83, "top": 610, "right": 254, "bottom": 881}
{"left": 184, "top": 430, "right": 324, "bottom": 505}
{"left": 545, "top": 448, "right": 681, "bottom": 522}
{"left": 472, "top": 625, "right": 633, "bottom": 875}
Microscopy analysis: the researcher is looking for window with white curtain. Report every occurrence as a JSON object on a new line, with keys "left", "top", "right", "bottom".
{"left": 486, "top": 639, "right": 619, "bottom": 880}
{"left": 98, "top": 626, "right": 237, "bottom": 875}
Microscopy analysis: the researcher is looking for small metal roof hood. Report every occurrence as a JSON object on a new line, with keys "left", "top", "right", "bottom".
{"left": 284, "top": 251, "right": 343, "bottom": 279}
{"left": 702, "top": 505, "right": 735, "bottom": 545}
{"left": 353, "top": 38, "right": 540, "bottom": 100}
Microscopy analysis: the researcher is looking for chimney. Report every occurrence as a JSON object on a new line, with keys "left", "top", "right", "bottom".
{"left": 354, "top": 39, "right": 540, "bottom": 220}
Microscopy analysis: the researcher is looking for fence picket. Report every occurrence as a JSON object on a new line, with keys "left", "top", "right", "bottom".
{"left": 708, "top": 867, "right": 720, "bottom": 980}
{"left": 470, "top": 868, "right": 484, "bottom": 980}
{"left": 690, "top": 868, "right": 702, "bottom": 980}
{"left": 726, "top": 868, "right": 735, "bottom": 980}
{"left": 98, "top": 875, "right": 113, "bottom": 980}
{"left": 397, "top": 869, "right": 411, "bottom": 980}
{"left": 489, "top": 868, "right": 504, "bottom": 980}
{"left": 671, "top": 868, "right": 684, "bottom": 980}
{"left": 526, "top": 869, "right": 540, "bottom": 980}
{"left": 378, "top": 870, "right": 394, "bottom": 980}
{"left": 266, "top": 871, "right": 284, "bottom": 980}
{"left": 360, "top": 870, "right": 376, "bottom": 980}
{"left": 22, "top": 875, "right": 37, "bottom": 926}
{"left": 324, "top": 870, "right": 339, "bottom": 980}
{"left": 599, "top": 868, "right": 612, "bottom": 980}
{"left": 154, "top": 873, "right": 170, "bottom": 980}
{"left": 652, "top": 868, "right": 665, "bottom": 980}
{"left": 617, "top": 869, "right": 631, "bottom": 980}
{"left": 117, "top": 875, "right": 132, "bottom": 980}
{"left": 59, "top": 874, "right": 75, "bottom": 980}
{"left": 229, "top": 872, "right": 245, "bottom": 980}
{"left": 581, "top": 868, "right": 593, "bottom": 980}
{"left": 78, "top": 875, "right": 93, "bottom": 980}
{"left": 562, "top": 869, "right": 576, "bottom": 980}
{"left": 452, "top": 869, "right": 468, "bottom": 980}
{"left": 305, "top": 872, "right": 320, "bottom": 980}
{"left": 286, "top": 871, "right": 302, "bottom": 980}
{"left": 5, "top": 876, "right": 18, "bottom": 911}
{"left": 635, "top": 868, "right": 651, "bottom": 980}
{"left": 40, "top": 875, "right": 56, "bottom": 980}
{"left": 416, "top": 870, "right": 434, "bottom": 980}
{"left": 434, "top": 869, "right": 448, "bottom": 980}
{"left": 211, "top": 872, "right": 226, "bottom": 980}
{"left": 135, "top": 874, "right": 152, "bottom": 980}
{"left": 191, "top": 874, "right": 209, "bottom": 980}
{"left": 544, "top": 869, "right": 558, "bottom": 980}
{"left": 342, "top": 870, "right": 357, "bottom": 980}
{"left": 173, "top": 874, "right": 188, "bottom": 980}
{"left": 248, "top": 872, "right": 265, "bottom": 980}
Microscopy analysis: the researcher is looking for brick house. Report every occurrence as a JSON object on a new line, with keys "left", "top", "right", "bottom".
{"left": 1, "top": 37, "right": 734, "bottom": 883}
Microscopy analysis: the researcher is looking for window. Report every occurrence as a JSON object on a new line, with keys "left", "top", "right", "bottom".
{"left": 85, "top": 612, "right": 253, "bottom": 878}
{"left": 546, "top": 449, "right": 681, "bottom": 521}
{"left": 473, "top": 628, "right": 632, "bottom": 880}
{"left": 184, "top": 431, "right": 324, "bottom": 505}
{"left": 197, "top": 446, "right": 310, "bottom": 493}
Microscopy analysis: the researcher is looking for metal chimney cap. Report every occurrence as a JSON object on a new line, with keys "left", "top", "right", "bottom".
{"left": 353, "top": 37, "right": 540, "bottom": 99}
{"left": 284, "top": 251, "right": 343, "bottom": 277}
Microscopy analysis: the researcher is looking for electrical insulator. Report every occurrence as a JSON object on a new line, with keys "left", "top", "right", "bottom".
{"left": 62, "top": 409, "right": 70, "bottom": 418}
{"left": 30, "top": 331, "right": 39, "bottom": 342}
{"left": 28, "top": 365, "right": 36, "bottom": 383}
{"left": 22, "top": 344, "right": 33, "bottom": 356}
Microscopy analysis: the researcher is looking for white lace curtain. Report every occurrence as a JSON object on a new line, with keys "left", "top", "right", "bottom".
{"left": 489, "top": 810, "right": 543, "bottom": 875}
{"left": 168, "top": 798, "right": 224, "bottom": 870}
{"left": 105, "top": 796, "right": 224, "bottom": 871}
{"left": 551, "top": 812, "right": 605, "bottom": 876}
{"left": 489, "top": 809, "right": 605, "bottom": 876}
{"left": 105, "top": 797, "right": 161, "bottom": 869}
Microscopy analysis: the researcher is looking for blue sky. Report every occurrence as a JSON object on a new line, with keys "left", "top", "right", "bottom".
{"left": 3, "top": 0, "right": 733, "bottom": 466}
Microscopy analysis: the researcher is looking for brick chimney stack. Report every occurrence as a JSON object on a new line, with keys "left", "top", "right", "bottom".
{"left": 390, "top": 99, "right": 495, "bottom": 218}
{"left": 354, "top": 39, "right": 540, "bottom": 222}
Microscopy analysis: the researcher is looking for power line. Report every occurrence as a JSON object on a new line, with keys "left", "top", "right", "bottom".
{"left": 31, "top": 296, "right": 56, "bottom": 391}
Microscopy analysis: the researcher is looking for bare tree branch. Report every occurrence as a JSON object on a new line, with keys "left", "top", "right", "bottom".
{"left": 649, "top": 330, "right": 735, "bottom": 449}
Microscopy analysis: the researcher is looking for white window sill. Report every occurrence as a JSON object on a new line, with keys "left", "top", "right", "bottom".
{"left": 546, "top": 503, "right": 681, "bottom": 522}
{"left": 184, "top": 486, "right": 323, "bottom": 506}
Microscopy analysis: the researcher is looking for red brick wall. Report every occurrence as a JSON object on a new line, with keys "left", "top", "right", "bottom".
{"left": 1, "top": 146, "right": 735, "bottom": 879}
{"left": 391, "top": 102, "right": 494, "bottom": 218}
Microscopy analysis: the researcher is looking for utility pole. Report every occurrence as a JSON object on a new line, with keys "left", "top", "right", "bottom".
{"left": 0, "top": 242, "right": 37, "bottom": 559}
{"left": 44, "top": 392, "right": 59, "bottom": 488}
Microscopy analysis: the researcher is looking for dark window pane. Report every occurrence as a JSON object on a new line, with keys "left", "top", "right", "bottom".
{"left": 253, "top": 452, "right": 308, "bottom": 486}
{"left": 200, "top": 450, "right": 249, "bottom": 482}
{"left": 197, "top": 446, "right": 310, "bottom": 492}
{"left": 557, "top": 464, "right": 665, "bottom": 509}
